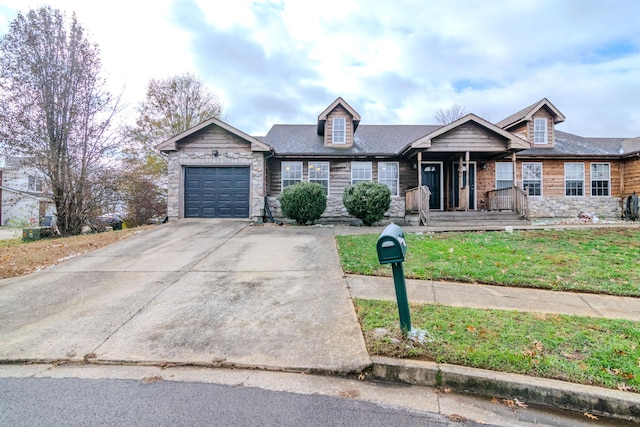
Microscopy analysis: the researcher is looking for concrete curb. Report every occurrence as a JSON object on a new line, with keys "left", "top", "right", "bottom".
{"left": 371, "top": 356, "right": 640, "bottom": 423}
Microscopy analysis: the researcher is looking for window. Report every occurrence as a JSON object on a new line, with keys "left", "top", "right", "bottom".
{"left": 308, "top": 161, "right": 329, "bottom": 194}
{"left": 591, "top": 163, "right": 610, "bottom": 196}
{"left": 28, "top": 175, "right": 43, "bottom": 192}
{"left": 378, "top": 162, "right": 399, "bottom": 196}
{"left": 495, "top": 162, "right": 513, "bottom": 189}
{"left": 565, "top": 163, "right": 584, "bottom": 196}
{"left": 522, "top": 162, "right": 542, "bottom": 196}
{"left": 332, "top": 117, "right": 345, "bottom": 144}
{"left": 281, "top": 161, "right": 302, "bottom": 190}
{"left": 533, "top": 118, "right": 548, "bottom": 144}
{"left": 351, "top": 161, "right": 372, "bottom": 184}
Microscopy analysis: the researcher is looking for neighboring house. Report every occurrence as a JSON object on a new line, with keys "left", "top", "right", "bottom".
{"left": 157, "top": 97, "right": 640, "bottom": 224}
{"left": 0, "top": 156, "right": 56, "bottom": 227}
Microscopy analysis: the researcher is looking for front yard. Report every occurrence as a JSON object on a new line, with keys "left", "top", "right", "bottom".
{"left": 337, "top": 228, "right": 640, "bottom": 296}
{"left": 0, "top": 226, "right": 153, "bottom": 279}
{"left": 337, "top": 227, "right": 640, "bottom": 392}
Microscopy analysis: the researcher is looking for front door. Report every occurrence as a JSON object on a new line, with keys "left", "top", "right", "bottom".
{"left": 421, "top": 163, "right": 442, "bottom": 210}
{"left": 453, "top": 163, "right": 476, "bottom": 210}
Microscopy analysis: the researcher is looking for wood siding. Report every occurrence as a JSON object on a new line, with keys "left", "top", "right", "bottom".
{"left": 178, "top": 127, "right": 253, "bottom": 153}
{"left": 268, "top": 158, "right": 415, "bottom": 197}
{"left": 528, "top": 108, "right": 555, "bottom": 147}
{"left": 430, "top": 122, "right": 508, "bottom": 152}
{"left": 474, "top": 159, "right": 624, "bottom": 198}
{"left": 325, "top": 106, "right": 354, "bottom": 147}
{"left": 623, "top": 156, "right": 640, "bottom": 195}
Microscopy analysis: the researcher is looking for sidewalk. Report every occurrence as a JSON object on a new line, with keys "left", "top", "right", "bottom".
{"left": 347, "top": 274, "right": 640, "bottom": 321}
{"left": 346, "top": 273, "right": 640, "bottom": 422}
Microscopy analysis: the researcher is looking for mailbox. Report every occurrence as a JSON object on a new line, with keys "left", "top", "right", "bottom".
{"left": 376, "top": 223, "right": 407, "bottom": 264}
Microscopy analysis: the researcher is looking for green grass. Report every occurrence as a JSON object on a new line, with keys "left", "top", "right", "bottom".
{"left": 336, "top": 228, "right": 640, "bottom": 296}
{"left": 357, "top": 299, "right": 640, "bottom": 392}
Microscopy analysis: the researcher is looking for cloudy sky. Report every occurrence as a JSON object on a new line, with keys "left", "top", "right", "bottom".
{"left": 1, "top": 0, "right": 639, "bottom": 137}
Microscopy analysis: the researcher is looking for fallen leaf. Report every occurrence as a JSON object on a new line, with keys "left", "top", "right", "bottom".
{"left": 617, "top": 383, "right": 631, "bottom": 392}
{"left": 339, "top": 389, "right": 360, "bottom": 398}
{"left": 514, "top": 398, "right": 528, "bottom": 408}
{"left": 447, "top": 414, "right": 466, "bottom": 422}
{"left": 490, "top": 397, "right": 499, "bottom": 404}
{"left": 502, "top": 399, "right": 515, "bottom": 409}
{"left": 142, "top": 375, "right": 163, "bottom": 384}
{"left": 466, "top": 325, "right": 476, "bottom": 332}
{"left": 442, "top": 387, "right": 452, "bottom": 394}
{"left": 584, "top": 412, "right": 598, "bottom": 420}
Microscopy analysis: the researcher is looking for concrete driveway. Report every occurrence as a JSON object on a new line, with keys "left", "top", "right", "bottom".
{"left": 0, "top": 220, "right": 369, "bottom": 373}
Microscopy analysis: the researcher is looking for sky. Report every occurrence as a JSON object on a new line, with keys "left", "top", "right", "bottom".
{"left": 1, "top": 0, "right": 639, "bottom": 138}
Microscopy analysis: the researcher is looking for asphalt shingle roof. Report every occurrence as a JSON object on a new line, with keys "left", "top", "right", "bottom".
{"left": 259, "top": 124, "right": 639, "bottom": 159}
{"left": 261, "top": 124, "right": 442, "bottom": 156}
{"left": 519, "top": 130, "right": 632, "bottom": 157}
{"left": 496, "top": 100, "right": 541, "bottom": 129}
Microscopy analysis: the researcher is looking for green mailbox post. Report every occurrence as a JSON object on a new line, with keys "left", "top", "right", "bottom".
{"left": 376, "top": 223, "right": 411, "bottom": 333}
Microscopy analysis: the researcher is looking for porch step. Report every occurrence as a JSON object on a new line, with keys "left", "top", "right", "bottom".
{"left": 407, "top": 211, "right": 530, "bottom": 228}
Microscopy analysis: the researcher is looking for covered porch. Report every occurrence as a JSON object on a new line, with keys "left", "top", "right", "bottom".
{"left": 402, "top": 114, "right": 531, "bottom": 226}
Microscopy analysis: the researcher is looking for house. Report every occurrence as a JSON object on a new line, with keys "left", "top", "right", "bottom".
{"left": 0, "top": 156, "right": 56, "bottom": 227}
{"left": 157, "top": 97, "right": 640, "bottom": 224}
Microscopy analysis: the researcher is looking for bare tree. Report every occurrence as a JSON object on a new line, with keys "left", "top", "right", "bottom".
{"left": 129, "top": 73, "right": 224, "bottom": 154}
{"left": 118, "top": 73, "right": 224, "bottom": 225}
{"left": 0, "top": 7, "right": 121, "bottom": 235}
{"left": 434, "top": 104, "right": 467, "bottom": 124}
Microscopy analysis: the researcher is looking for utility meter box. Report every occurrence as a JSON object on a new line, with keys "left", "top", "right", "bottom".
{"left": 22, "top": 227, "right": 41, "bottom": 242}
{"left": 376, "top": 223, "right": 407, "bottom": 264}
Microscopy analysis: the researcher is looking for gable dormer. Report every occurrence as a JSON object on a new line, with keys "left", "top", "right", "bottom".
{"left": 317, "top": 97, "right": 361, "bottom": 148}
{"left": 497, "top": 98, "right": 565, "bottom": 147}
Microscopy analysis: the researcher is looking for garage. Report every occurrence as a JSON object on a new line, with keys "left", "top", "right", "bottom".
{"left": 184, "top": 167, "right": 250, "bottom": 218}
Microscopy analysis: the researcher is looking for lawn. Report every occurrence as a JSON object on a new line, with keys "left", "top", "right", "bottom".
{"left": 0, "top": 226, "right": 153, "bottom": 279}
{"left": 357, "top": 299, "right": 640, "bottom": 392}
{"left": 336, "top": 228, "right": 640, "bottom": 296}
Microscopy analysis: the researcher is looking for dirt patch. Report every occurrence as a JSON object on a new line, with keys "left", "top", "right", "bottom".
{"left": 0, "top": 226, "right": 155, "bottom": 279}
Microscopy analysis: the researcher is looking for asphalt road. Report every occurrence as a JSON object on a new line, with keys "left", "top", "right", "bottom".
{"left": 0, "top": 377, "right": 479, "bottom": 427}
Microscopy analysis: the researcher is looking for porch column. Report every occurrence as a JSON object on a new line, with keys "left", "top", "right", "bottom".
{"left": 464, "top": 151, "right": 470, "bottom": 212}
{"left": 458, "top": 154, "right": 464, "bottom": 210}
{"left": 511, "top": 152, "right": 517, "bottom": 187}
{"left": 417, "top": 151, "right": 422, "bottom": 214}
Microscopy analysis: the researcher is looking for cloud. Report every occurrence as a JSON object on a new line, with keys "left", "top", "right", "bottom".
{"left": 2, "top": 0, "right": 640, "bottom": 137}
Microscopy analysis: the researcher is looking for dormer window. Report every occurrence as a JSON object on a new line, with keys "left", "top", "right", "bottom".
{"left": 332, "top": 117, "right": 346, "bottom": 144}
{"left": 533, "top": 118, "right": 547, "bottom": 144}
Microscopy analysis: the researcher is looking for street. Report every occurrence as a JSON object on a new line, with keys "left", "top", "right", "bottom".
{"left": 1, "top": 376, "right": 478, "bottom": 427}
{"left": 1, "top": 364, "right": 634, "bottom": 426}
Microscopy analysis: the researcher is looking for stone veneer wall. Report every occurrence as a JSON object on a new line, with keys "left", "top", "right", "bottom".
{"left": 267, "top": 195, "right": 406, "bottom": 225}
{"left": 167, "top": 150, "right": 265, "bottom": 221}
{"left": 528, "top": 196, "right": 622, "bottom": 220}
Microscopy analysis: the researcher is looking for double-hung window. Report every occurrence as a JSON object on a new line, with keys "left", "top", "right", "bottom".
{"left": 495, "top": 163, "right": 513, "bottom": 189}
{"left": 533, "top": 118, "right": 548, "bottom": 144}
{"left": 351, "top": 161, "right": 372, "bottom": 185}
{"left": 591, "top": 163, "right": 610, "bottom": 196}
{"left": 332, "top": 117, "right": 346, "bottom": 144}
{"left": 522, "top": 162, "right": 542, "bottom": 196}
{"left": 281, "top": 161, "right": 302, "bottom": 190}
{"left": 308, "top": 161, "right": 329, "bottom": 194}
{"left": 378, "top": 162, "right": 399, "bottom": 196}
{"left": 28, "top": 175, "right": 43, "bottom": 192}
{"left": 565, "top": 163, "right": 584, "bottom": 196}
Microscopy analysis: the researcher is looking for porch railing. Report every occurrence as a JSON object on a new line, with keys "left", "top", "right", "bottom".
{"left": 406, "top": 186, "right": 431, "bottom": 225}
{"left": 486, "top": 186, "right": 529, "bottom": 219}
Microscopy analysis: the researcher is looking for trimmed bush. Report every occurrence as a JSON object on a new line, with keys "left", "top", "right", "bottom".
{"left": 343, "top": 181, "right": 391, "bottom": 226}
{"left": 279, "top": 182, "right": 327, "bottom": 225}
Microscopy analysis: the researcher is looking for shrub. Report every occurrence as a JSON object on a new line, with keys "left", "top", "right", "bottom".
{"left": 279, "top": 182, "right": 327, "bottom": 225}
{"left": 343, "top": 181, "right": 391, "bottom": 226}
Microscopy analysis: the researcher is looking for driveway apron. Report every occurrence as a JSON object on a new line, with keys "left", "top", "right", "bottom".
{"left": 0, "top": 220, "right": 370, "bottom": 373}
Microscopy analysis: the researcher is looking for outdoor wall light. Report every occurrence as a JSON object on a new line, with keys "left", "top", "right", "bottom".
{"left": 212, "top": 149, "right": 219, "bottom": 157}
